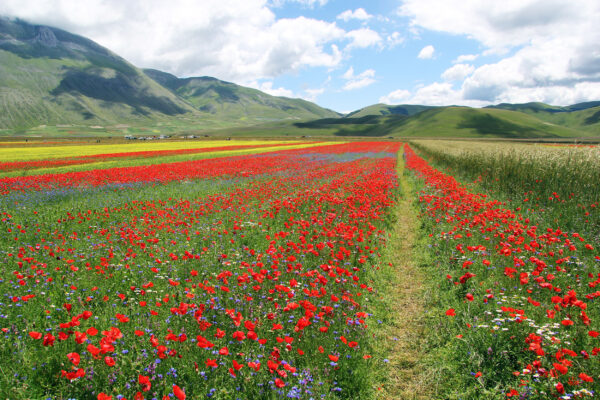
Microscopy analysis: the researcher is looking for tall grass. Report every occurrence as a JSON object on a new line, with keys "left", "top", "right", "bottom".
{"left": 410, "top": 140, "right": 600, "bottom": 233}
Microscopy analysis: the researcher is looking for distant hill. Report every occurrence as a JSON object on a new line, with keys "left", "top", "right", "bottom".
{"left": 262, "top": 106, "right": 591, "bottom": 138}
{"left": 485, "top": 102, "right": 600, "bottom": 134}
{"left": 345, "top": 103, "right": 435, "bottom": 118}
{"left": 143, "top": 69, "right": 340, "bottom": 122}
{"left": 0, "top": 17, "right": 199, "bottom": 129}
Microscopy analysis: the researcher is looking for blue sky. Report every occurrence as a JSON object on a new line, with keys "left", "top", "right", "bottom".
{"left": 1, "top": 0, "right": 599, "bottom": 113}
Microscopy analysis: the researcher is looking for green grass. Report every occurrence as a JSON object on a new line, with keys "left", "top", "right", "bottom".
{"left": 410, "top": 140, "right": 600, "bottom": 233}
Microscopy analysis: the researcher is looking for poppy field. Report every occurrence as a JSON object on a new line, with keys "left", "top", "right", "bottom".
{"left": 2, "top": 138, "right": 599, "bottom": 400}
{"left": 0, "top": 141, "right": 404, "bottom": 399}
{"left": 0, "top": 140, "right": 332, "bottom": 178}
{"left": 408, "top": 140, "right": 600, "bottom": 399}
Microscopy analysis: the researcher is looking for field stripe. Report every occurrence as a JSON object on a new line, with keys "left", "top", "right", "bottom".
{"left": 0, "top": 140, "right": 303, "bottom": 162}
{"left": 0, "top": 141, "right": 338, "bottom": 178}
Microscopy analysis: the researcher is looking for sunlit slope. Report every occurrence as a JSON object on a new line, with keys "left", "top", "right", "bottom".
{"left": 345, "top": 103, "right": 435, "bottom": 118}
{"left": 486, "top": 101, "right": 600, "bottom": 134}
{"left": 275, "top": 107, "right": 590, "bottom": 138}
{"left": 0, "top": 18, "right": 197, "bottom": 130}
{"left": 143, "top": 69, "right": 341, "bottom": 123}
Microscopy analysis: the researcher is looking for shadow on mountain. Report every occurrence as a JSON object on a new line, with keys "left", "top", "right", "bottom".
{"left": 294, "top": 115, "right": 409, "bottom": 137}
{"left": 191, "top": 85, "right": 240, "bottom": 102}
{"left": 457, "top": 113, "right": 556, "bottom": 138}
{"left": 584, "top": 110, "right": 600, "bottom": 125}
{"left": 51, "top": 68, "right": 188, "bottom": 116}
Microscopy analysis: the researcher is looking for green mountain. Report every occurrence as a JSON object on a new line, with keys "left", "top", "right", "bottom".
{"left": 0, "top": 17, "right": 200, "bottom": 130}
{"left": 143, "top": 69, "right": 340, "bottom": 122}
{"left": 485, "top": 102, "right": 600, "bottom": 134}
{"left": 0, "top": 17, "right": 339, "bottom": 131}
{"left": 254, "top": 106, "right": 591, "bottom": 138}
{"left": 345, "top": 103, "right": 435, "bottom": 118}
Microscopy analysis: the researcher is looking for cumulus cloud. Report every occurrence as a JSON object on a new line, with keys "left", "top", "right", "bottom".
{"left": 303, "top": 88, "right": 326, "bottom": 102}
{"left": 441, "top": 64, "right": 475, "bottom": 81}
{"left": 379, "top": 89, "right": 411, "bottom": 104}
{"left": 342, "top": 67, "right": 376, "bottom": 90}
{"left": 345, "top": 28, "right": 382, "bottom": 50}
{"left": 0, "top": 0, "right": 345, "bottom": 85}
{"left": 253, "top": 81, "right": 295, "bottom": 97}
{"left": 399, "top": 0, "right": 600, "bottom": 105}
{"left": 453, "top": 54, "right": 478, "bottom": 64}
{"left": 271, "top": 0, "right": 328, "bottom": 7}
{"left": 386, "top": 32, "right": 404, "bottom": 48}
{"left": 417, "top": 45, "right": 435, "bottom": 59}
{"left": 337, "top": 8, "right": 372, "bottom": 22}
{"left": 380, "top": 83, "right": 488, "bottom": 107}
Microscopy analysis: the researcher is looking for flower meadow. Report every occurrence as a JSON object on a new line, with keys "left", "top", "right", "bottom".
{"left": 3, "top": 137, "right": 598, "bottom": 400}
{"left": 0, "top": 141, "right": 403, "bottom": 399}
{"left": 405, "top": 144, "right": 600, "bottom": 399}
{"left": 0, "top": 142, "right": 314, "bottom": 173}
{"left": 0, "top": 141, "right": 332, "bottom": 178}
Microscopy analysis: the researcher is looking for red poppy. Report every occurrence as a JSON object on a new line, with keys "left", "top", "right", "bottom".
{"left": 67, "top": 352, "right": 80, "bottom": 366}
{"left": 173, "top": 384, "right": 186, "bottom": 400}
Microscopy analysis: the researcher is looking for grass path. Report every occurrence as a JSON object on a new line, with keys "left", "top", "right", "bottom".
{"left": 373, "top": 151, "right": 432, "bottom": 399}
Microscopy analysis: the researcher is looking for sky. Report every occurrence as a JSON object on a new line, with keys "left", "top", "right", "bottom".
{"left": 1, "top": 0, "right": 600, "bottom": 113}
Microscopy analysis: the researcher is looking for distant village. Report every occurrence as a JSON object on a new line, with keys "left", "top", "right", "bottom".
{"left": 123, "top": 134, "right": 219, "bottom": 140}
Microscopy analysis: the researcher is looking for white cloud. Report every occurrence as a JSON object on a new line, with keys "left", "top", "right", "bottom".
{"left": 399, "top": 0, "right": 593, "bottom": 51}
{"left": 453, "top": 54, "right": 478, "bottom": 64}
{"left": 379, "top": 89, "right": 411, "bottom": 104}
{"left": 271, "top": 0, "right": 328, "bottom": 7}
{"left": 342, "top": 67, "right": 376, "bottom": 90}
{"left": 417, "top": 45, "right": 435, "bottom": 59}
{"left": 254, "top": 81, "right": 295, "bottom": 97}
{"left": 0, "top": 0, "right": 345, "bottom": 85}
{"left": 345, "top": 28, "right": 382, "bottom": 50}
{"left": 386, "top": 32, "right": 404, "bottom": 48}
{"left": 303, "top": 88, "right": 325, "bottom": 102}
{"left": 460, "top": 38, "right": 600, "bottom": 103}
{"left": 249, "top": 81, "right": 326, "bottom": 102}
{"left": 441, "top": 64, "right": 475, "bottom": 81}
{"left": 399, "top": 0, "right": 600, "bottom": 105}
{"left": 337, "top": 8, "right": 372, "bottom": 22}
{"left": 380, "top": 83, "right": 488, "bottom": 107}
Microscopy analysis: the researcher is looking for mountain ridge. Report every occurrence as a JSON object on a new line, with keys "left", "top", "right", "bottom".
{"left": 143, "top": 69, "right": 340, "bottom": 122}
{"left": 1, "top": 17, "right": 599, "bottom": 138}
{"left": 0, "top": 17, "right": 339, "bottom": 130}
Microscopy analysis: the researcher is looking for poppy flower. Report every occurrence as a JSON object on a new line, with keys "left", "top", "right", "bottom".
{"left": 67, "top": 352, "right": 80, "bottom": 366}
{"left": 28, "top": 331, "right": 42, "bottom": 340}
{"left": 173, "top": 384, "right": 186, "bottom": 400}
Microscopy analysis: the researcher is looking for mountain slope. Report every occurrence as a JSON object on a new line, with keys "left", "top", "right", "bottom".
{"left": 278, "top": 106, "right": 592, "bottom": 138}
{"left": 143, "top": 69, "right": 340, "bottom": 122}
{"left": 486, "top": 102, "right": 600, "bottom": 134}
{"left": 345, "top": 103, "right": 435, "bottom": 118}
{"left": 0, "top": 17, "right": 199, "bottom": 129}
{"left": 0, "top": 18, "right": 339, "bottom": 131}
